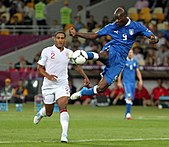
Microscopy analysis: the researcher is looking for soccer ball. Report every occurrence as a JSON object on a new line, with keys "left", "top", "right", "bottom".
{"left": 72, "top": 50, "right": 88, "bottom": 65}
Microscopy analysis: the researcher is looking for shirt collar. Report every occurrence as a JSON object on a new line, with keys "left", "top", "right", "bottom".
{"left": 125, "top": 17, "right": 131, "bottom": 26}
{"left": 127, "top": 57, "right": 133, "bottom": 61}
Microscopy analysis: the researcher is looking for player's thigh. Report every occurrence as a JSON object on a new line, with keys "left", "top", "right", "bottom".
{"left": 57, "top": 96, "right": 69, "bottom": 111}
{"left": 98, "top": 51, "right": 109, "bottom": 65}
{"left": 103, "top": 57, "right": 125, "bottom": 85}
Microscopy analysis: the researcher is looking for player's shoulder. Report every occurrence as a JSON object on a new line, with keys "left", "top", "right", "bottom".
{"left": 42, "top": 45, "right": 55, "bottom": 52}
{"left": 133, "top": 58, "right": 139, "bottom": 65}
{"left": 64, "top": 47, "right": 73, "bottom": 53}
{"left": 103, "top": 22, "right": 116, "bottom": 28}
{"left": 131, "top": 20, "right": 144, "bottom": 28}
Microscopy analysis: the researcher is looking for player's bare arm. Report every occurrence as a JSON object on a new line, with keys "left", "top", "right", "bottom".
{"left": 37, "top": 63, "right": 57, "bottom": 81}
{"left": 136, "top": 68, "right": 143, "bottom": 88}
{"left": 73, "top": 64, "right": 90, "bottom": 86}
{"left": 69, "top": 27, "right": 98, "bottom": 39}
{"left": 149, "top": 34, "right": 159, "bottom": 44}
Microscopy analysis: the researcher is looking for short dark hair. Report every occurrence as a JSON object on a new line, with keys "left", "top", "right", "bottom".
{"left": 54, "top": 31, "right": 66, "bottom": 37}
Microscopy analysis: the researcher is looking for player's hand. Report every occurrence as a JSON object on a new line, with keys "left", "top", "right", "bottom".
{"left": 69, "top": 27, "right": 76, "bottom": 37}
{"left": 83, "top": 78, "right": 90, "bottom": 86}
{"left": 149, "top": 35, "right": 159, "bottom": 44}
{"left": 48, "top": 75, "right": 58, "bottom": 81}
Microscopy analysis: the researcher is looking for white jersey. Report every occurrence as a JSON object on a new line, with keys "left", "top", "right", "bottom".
{"left": 38, "top": 45, "right": 73, "bottom": 91}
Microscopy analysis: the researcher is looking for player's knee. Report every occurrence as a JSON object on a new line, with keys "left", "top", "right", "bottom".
{"left": 60, "top": 108, "right": 67, "bottom": 113}
{"left": 46, "top": 111, "right": 53, "bottom": 117}
{"left": 125, "top": 98, "right": 133, "bottom": 105}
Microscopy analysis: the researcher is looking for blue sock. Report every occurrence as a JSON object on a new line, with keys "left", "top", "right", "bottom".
{"left": 36, "top": 103, "right": 42, "bottom": 112}
{"left": 125, "top": 103, "right": 132, "bottom": 116}
{"left": 86, "top": 52, "right": 94, "bottom": 60}
{"left": 81, "top": 87, "right": 95, "bottom": 96}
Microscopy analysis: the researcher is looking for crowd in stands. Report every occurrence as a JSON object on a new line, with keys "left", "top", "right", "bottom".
{"left": 68, "top": 0, "right": 169, "bottom": 66}
{"left": 68, "top": 78, "right": 169, "bottom": 107}
{"left": 0, "top": 75, "right": 169, "bottom": 107}
{"left": 0, "top": 0, "right": 168, "bottom": 66}
{"left": 0, "top": 0, "right": 169, "bottom": 107}
{"left": 7, "top": 53, "right": 40, "bottom": 72}
{"left": 0, "top": 78, "right": 28, "bottom": 111}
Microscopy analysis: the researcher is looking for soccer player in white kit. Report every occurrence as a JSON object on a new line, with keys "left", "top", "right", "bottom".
{"left": 33, "top": 31, "right": 90, "bottom": 143}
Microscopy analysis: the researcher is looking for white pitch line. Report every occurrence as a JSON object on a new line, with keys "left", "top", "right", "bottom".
{"left": 0, "top": 138, "right": 169, "bottom": 144}
{"left": 70, "top": 138, "right": 169, "bottom": 142}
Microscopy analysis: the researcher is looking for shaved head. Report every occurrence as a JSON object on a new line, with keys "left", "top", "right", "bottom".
{"left": 113, "top": 7, "right": 128, "bottom": 27}
{"left": 114, "top": 7, "right": 127, "bottom": 17}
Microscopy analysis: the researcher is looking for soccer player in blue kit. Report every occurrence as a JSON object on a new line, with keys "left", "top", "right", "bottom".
{"left": 118, "top": 49, "right": 142, "bottom": 119}
{"left": 69, "top": 7, "right": 158, "bottom": 104}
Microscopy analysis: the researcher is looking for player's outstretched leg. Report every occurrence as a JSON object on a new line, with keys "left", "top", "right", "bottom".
{"left": 68, "top": 51, "right": 99, "bottom": 60}
{"left": 33, "top": 107, "right": 46, "bottom": 124}
{"left": 70, "top": 86, "right": 96, "bottom": 100}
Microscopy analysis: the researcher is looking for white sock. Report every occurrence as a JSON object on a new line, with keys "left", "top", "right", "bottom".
{"left": 92, "top": 52, "right": 99, "bottom": 60}
{"left": 60, "top": 111, "right": 69, "bottom": 137}
{"left": 39, "top": 107, "right": 46, "bottom": 117}
{"left": 93, "top": 85, "right": 98, "bottom": 94}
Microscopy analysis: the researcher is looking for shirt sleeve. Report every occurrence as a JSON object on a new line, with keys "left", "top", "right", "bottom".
{"left": 37, "top": 49, "right": 47, "bottom": 66}
{"left": 68, "top": 50, "right": 76, "bottom": 64}
{"left": 97, "top": 23, "right": 114, "bottom": 36}
{"left": 137, "top": 22, "right": 153, "bottom": 38}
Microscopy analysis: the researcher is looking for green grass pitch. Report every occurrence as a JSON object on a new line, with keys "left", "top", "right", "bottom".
{"left": 0, "top": 103, "right": 169, "bottom": 147}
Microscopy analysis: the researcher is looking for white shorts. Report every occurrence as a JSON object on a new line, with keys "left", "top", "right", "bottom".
{"left": 42, "top": 84, "right": 70, "bottom": 104}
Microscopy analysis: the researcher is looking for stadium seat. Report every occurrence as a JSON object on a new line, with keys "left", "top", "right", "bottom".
{"left": 152, "top": 7, "right": 164, "bottom": 23}
{"left": 163, "top": 21, "right": 169, "bottom": 30}
{"left": 139, "top": 7, "right": 152, "bottom": 22}
{"left": 10, "top": 13, "right": 23, "bottom": 24}
{"left": 1, "top": 12, "right": 10, "bottom": 22}
{"left": 14, "top": 13, "right": 23, "bottom": 23}
{"left": 157, "top": 23, "right": 166, "bottom": 30}
{"left": 127, "top": 7, "right": 139, "bottom": 21}
{"left": 0, "top": 29, "right": 10, "bottom": 35}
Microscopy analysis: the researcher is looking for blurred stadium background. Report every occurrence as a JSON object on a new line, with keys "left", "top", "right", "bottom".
{"left": 0, "top": 0, "right": 169, "bottom": 107}
{"left": 0, "top": 0, "right": 169, "bottom": 146}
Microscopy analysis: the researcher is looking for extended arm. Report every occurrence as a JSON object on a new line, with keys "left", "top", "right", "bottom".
{"left": 72, "top": 64, "right": 90, "bottom": 86}
{"left": 37, "top": 63, "right": 57, "bottom": 81}
{"left": 136, "top": 68, "right": 143, "bottom": 88}
{"left": 69, "top": 27, "right": 98, "bottom": 39}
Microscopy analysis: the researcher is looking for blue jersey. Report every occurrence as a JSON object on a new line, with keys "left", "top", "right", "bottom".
{"left": 122, "top": 58, "right": 138, "bottom": 84}
{"left": 97, "top": 18, "right": 152, "bottom": 58}
{"left": 122, "top": 57, "right": 138, "bottom": 99}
